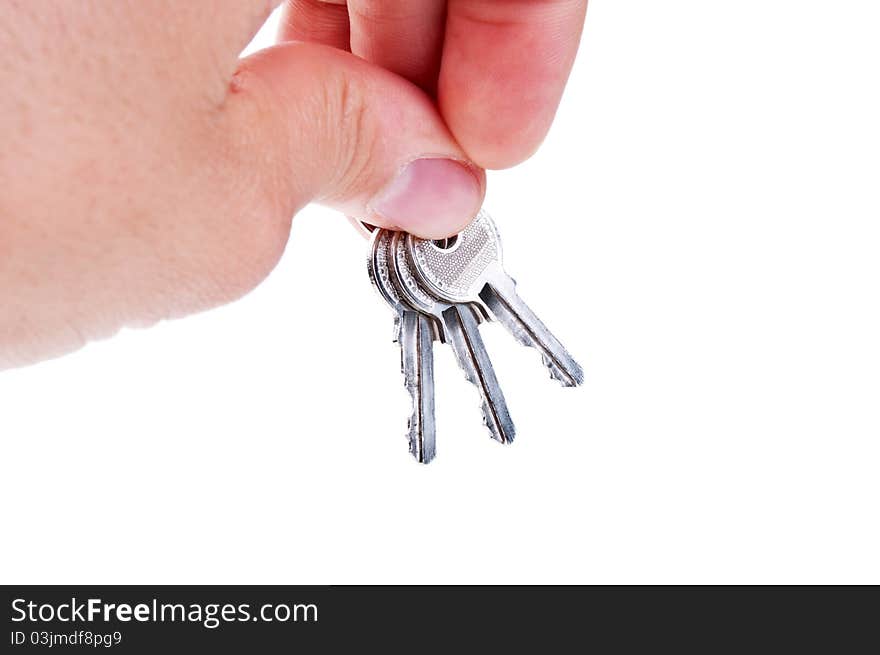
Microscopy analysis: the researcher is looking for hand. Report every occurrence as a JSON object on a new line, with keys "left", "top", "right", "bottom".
{"left": 0, "top": 0, "right": 587, "bottom": 368}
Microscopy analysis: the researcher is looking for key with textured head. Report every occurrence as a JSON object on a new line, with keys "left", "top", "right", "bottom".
{"left": 385, "top": 229, "right": 516, "bottom": 445}
{"left": 367, "top": 229, "right": 438, "bottom": 463}
{"left": 405, "top": 210, "right": 584, "bottom": 387}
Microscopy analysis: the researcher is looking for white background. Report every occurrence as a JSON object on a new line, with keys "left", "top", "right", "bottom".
{"left": 2, "top": 1, "right": 878, "bottom": 584}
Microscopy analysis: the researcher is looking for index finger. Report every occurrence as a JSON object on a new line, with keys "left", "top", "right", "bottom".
{"left": 439, "top": 0, "right": 588, "bottom": 169}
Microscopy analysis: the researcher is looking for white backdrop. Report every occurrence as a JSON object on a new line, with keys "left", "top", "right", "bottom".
{"left": 2, "top": 1, "right": 878, "bottom": 584}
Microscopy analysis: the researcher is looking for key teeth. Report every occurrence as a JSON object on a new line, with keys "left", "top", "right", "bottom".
{"left": 405, "top": 387, "right": 434, "bottom": 464}
{"left": 480, "top": 401, "right": 515, "bottom": 445}
{"left": 407, "top": 418, "right": 434, "bottom": 464}
{"left": 403, "top": 366, "right": 430, "bottom": 463}
{"left": 447, "top": 345, "right": 513, "bottom": 444}
{"left": 392, "top": 314, "right": 402, "bottom": 344}
{"left": 402, "top": 342, "right": 436, "bottom": 464}
{"left": 480, "top": 287, "right": 583, "bottom": 388}
{"left": 543, "top": 355, "right": 584, "bottom": 387}
{"left": 512, "top": 326, "right": 578, "bottom": 386}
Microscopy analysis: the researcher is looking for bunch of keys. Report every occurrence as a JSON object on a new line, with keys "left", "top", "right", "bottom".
{"left": 366, "top": 210, "right": 583, "bottom": 463}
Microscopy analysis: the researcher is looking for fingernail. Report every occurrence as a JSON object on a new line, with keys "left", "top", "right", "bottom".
{"left": 369, "top": 158, "right": 483, "bottom": 238}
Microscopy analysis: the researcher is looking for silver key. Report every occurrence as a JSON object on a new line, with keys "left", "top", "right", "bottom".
{"left": 367, "top": 229, "right": 438, "bottom": 463}
{"left": 406, "top": 210, "right": 584, "bottom": 387}
{"left": 385, "top": 229, "right": 516, "bottom": 444}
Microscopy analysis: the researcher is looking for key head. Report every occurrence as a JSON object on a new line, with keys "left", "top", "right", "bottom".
{"left": 389, "top": 230, "right": 451, "bottom": 317}
{"left": 386, "top": 229, "right": 481, "bottom": 342}
{"left": 368, "top": 228, "right": 407, "bottom": 313}
{"left": 406, "top": 209, "right": 504, "bottom": 304}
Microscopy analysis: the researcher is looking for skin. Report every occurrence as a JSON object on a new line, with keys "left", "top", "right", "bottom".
{"left": 0, "top": 0, "right": 587, "bottom": 369}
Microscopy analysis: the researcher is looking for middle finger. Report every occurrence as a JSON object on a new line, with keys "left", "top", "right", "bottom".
{"left": 348, "top": 0, "right": 447, "bottom": 94}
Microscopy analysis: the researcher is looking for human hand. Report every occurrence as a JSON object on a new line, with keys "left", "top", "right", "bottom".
{"left": 0, "top": 0, "right": 587, "bottom": 368}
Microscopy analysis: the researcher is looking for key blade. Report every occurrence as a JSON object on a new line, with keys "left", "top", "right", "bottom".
{"left": 373, "top": 229, "right": 439, "bottom": 461}
{"left": 400, "top": 311, "right": 437, "bottom": 463}
{"left": 480, "top": 279, "right": 584, "bottom": 387}
{"left": 414, "top": 313, "right": 437, "bottom": 463}
{"left": 442, "top": 304, "right": 516, "bottom": 444}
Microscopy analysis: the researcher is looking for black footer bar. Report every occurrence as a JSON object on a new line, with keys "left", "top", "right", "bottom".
{"left": 1, "top": 585, "right": 875, "bottom": 651}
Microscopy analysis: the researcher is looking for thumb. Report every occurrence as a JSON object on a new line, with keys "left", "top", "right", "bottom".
{"left": 0, "top": 32, "right": 486, "bottom": 369}
{"left": 220, "top": 42, "right": 486, "bottom": 240}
